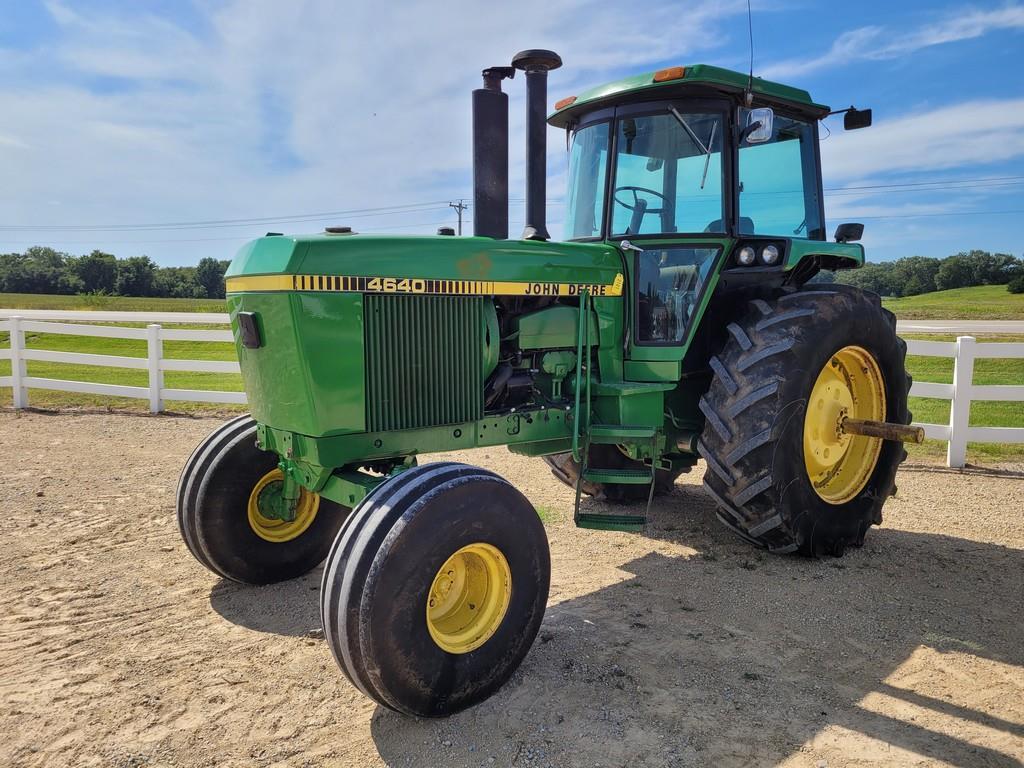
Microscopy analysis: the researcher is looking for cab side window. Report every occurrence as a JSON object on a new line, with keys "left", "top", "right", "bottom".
{"left": 738, "top": 112, "right": 822, "bottom": 239}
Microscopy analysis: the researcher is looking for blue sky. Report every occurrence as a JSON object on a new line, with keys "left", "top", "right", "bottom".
{"left": 0, "top": 0, "right": 1022, "bottom": 266}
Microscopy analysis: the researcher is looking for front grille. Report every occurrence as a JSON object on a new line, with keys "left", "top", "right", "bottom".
{"left": 364, "top": 294, "right": 484, "bottom": 432}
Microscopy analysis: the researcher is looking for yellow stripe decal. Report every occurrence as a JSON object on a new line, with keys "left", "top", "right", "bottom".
{"left": 227, "top": 273, "right": 624, "bottom": 297}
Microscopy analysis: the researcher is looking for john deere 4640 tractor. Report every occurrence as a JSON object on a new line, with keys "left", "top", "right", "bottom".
{"left": 178, "top": 50, "right": 922, "bottom": 717}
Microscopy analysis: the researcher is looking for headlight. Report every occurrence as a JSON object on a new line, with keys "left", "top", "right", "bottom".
{"left": 761, "top": 244, "right": 780, "bottom": 265}
{"left": 737, "top": 246, "right": 756, "bottom": 266}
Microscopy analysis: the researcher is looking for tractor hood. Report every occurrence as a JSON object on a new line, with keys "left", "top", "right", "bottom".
{"left": 224, "top": 233, "right": 623, "bottom": 439}
{"left": 225, "top": 232, "right": 623, "bottom": 291}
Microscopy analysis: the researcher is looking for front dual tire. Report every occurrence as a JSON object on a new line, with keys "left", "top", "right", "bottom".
{"left": 176, "top": 416, "right": 348, "bottom": 584}
{"left": 178, "top": 432, "right": 552, "bottom": 717}
{"left": 320, "top": 462, "right": 551, "bottom": 717}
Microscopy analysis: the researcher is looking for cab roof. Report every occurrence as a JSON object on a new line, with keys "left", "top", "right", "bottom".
{"left": 547, "top": 64, "right": 830, "bottom": 128}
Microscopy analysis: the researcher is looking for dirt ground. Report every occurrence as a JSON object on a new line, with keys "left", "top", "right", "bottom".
{"left": 1, "top": 411, "right": 1022, "bottom": 768}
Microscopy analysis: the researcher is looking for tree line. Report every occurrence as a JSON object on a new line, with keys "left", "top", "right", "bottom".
{"left": 814, "top": 250, "right": 1024, "bottom": 295}
{"left": 1, "top": 246, "right": 1022, "bottom": 300}
{"left": 0, "top": 247, "right": 231, "bottom": 299}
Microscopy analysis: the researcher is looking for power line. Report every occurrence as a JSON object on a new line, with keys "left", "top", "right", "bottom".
{"left": 825, "top": 175, "right": 1024, "bottom": 192}
{"left": 535, "top": 176, "right": 1024, "bottom": 204}
{"left": 853, "top": 209, "right": 1024, "bottom": 220}
{"left": 0, "top": 235, "right": 255, "bottom": 245}
{"left": 0, "top": 200, "right": 453, "bottom": 233}
{"left": 2, "top": 174, "right": 1021, "bottom": 237}
{"left": 4, "top": 207, "right": 1023, "bottom": 245}
{"left": 0, "top": 217, "right": 464, "bottom": 245}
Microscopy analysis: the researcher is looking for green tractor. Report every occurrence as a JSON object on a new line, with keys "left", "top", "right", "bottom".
{"left": 178, "top": 50, "right": 921, "bottom": 716}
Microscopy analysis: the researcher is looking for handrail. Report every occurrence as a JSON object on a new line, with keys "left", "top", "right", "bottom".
{"left": 571, "top": 290, "right": 590, "bottom": 464}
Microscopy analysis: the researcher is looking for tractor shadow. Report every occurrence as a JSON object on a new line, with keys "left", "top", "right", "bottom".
{"left": 368, "top": 482, "right": 1024, "bottom": 767}
{"left": 209, "top": 568, "right": 324, "bottom": 637}
{"left": 204, "top": 478, "right": 1024, "bottom": 766}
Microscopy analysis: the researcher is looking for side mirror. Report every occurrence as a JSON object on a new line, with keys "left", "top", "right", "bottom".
{"left": 844, "top": 108, "right": 872, "bottom": 130}
{"left": 743, "top": 108, "right": 774, "bottom": 143}
{"left": 834, "top": 223, "right": 864, "bottom": 243}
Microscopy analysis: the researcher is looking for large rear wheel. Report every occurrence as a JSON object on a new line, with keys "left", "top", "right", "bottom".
{"left": 177, "top": 416, "right": 349, "bottom": 584}
{"left": 698, "top": 286, "right": 911, "bottom": 556}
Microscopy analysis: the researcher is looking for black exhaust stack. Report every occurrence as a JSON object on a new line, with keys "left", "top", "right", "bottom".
{"left": 472, "top": 66, "right": 515, "bottom": 238}
{"left": 512, "top": 49, "right": 562, "bottom": 241}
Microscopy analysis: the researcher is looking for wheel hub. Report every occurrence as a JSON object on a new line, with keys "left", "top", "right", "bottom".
{"left": 807, "top": 377, "right": 854, "bottom": 463}
{"left": 247, "top": 468, "right": 319, "bottom": 543}
{"left": 803, "top": 346, "right": 886, "bottom": 505}
{"left": 426, "top": 543, "right": 511, "bottom": 654}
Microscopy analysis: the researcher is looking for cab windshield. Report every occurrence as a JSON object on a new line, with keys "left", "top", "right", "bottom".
{"left": 564, "top": 111, "right": 725, "bottom": 240}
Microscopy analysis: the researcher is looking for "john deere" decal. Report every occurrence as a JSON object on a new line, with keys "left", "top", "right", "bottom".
{"left": 226, "top": 273, "right": 624, "bottom": 297}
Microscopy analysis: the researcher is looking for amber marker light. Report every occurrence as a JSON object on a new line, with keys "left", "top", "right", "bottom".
{"left": 554, "top": 95, "right": 577, "bottom": 110}
{"left": 653, "top": 66, "right": 686, "bottom": 82}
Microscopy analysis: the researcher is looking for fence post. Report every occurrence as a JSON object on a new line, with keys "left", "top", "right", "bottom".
{"left": 9, "top": 316, "right": 28, "bottom": 409}
{"left": 147, "top": 323, "right": 163, "bottom": 414}
{"left": 946, "top": 335, "right": 976, "bottom": 469}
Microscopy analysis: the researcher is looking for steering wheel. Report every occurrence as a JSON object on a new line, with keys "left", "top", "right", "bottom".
{"left": 613, "top": 185, "right": 668, "bottom": 213}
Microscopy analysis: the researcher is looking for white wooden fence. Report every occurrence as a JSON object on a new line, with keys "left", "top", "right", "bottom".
{"left": 905, "top": 336, "right": 1024, "bottom": 467}
{"left": 2, "top": 312, "right": 1023, "bottom": 468}
{"left": 0, "top": 313, "right": 244, "bottom": 413}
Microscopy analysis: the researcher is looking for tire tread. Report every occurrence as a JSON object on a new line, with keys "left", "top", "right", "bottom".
{"left": 699, "top": 285, "right": 912, "bottom": 555}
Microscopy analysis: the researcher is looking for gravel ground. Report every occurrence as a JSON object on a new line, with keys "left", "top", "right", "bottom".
{"left": 1, "top": 411, "right": 1022, "bottom": 768}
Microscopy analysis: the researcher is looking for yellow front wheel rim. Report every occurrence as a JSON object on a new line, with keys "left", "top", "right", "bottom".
{"left": 247, "top": 469, "right": 320, "bottom": 543}
{"left": 426, "top": 543, "right": 512, "bottom": 654}
{"left": 803, "top": 345, "right": 886, "bottom": 505}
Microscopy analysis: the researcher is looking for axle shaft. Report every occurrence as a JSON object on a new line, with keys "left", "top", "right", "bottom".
{"left": 841, "top": 418, "right": 924, "bottom": 444}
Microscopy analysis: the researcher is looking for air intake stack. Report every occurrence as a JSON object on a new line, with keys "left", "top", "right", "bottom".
{"left": 512, "top": 49, "right": 562, "bottom": 241}
{"left": 472, "top": 66, "right": 515, "bottom": 239}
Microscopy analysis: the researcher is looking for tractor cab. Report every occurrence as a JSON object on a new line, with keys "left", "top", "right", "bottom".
{"left": 547, "top": 65, "right": 868, "bottom": 366}
{"left": 552, "top": 68, "right": 830, "bottom": 243}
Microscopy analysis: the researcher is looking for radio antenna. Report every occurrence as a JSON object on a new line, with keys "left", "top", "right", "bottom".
{"left": 745, "top": 0, "right": 755, "bottom": 106}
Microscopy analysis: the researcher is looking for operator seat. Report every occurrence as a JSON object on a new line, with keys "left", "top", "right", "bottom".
{"left": 705, "top": 217, "right": 755, "bottom": 235}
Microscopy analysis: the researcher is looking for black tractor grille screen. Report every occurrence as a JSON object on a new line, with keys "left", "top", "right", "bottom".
{"left": 364, "top": 294, "right": 484, "bottom": 432}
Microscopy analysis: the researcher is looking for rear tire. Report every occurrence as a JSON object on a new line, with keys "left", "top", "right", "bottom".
{"left": 177, "top": 416, "right": 349, "bottom": 584}
{"left": 320, "top": 462, "right": 550, "bottom": 717}
{"left": 543, "top": 446, "right": 693, "bottom": 502}
{"left": 698, "top": 286, "right": 910, "bottom": 556}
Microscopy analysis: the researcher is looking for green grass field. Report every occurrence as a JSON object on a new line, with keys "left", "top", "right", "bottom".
{"left": 2, "top": 291, "right": 1022, "bottom": 463}
{"left": 882, "top": 284, "right": 1024, "bottom": 319}
{"left": 0, "top": 291, "right": 225, "bottom": 313}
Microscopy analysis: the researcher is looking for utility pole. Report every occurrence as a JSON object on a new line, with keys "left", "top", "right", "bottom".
{"left": 448, "top": 199, "right": 468, "bottom": 236}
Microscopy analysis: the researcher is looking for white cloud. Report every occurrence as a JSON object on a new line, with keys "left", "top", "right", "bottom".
{"left": 0, "top": 134, "right": 30, "bottom": 149}
{"left": 42, "top": 0, "right": 80, "bottom": 26}
{"left": 821, "top": 98, "right": 1024, "bottom": 181}
{"left": 0, "top": 0, "right": 752, "bottom": 262}
{"left": 761, "top": 6, "right": 1024, "bottom": 79}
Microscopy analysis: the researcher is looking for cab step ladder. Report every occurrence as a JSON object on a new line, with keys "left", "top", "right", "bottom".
{"left": 571, "top": 291, "right": 658, "bottom": 532}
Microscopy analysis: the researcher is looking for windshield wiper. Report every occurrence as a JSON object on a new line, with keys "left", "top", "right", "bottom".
{"left": 700, "top": 122, "right": 717, "bottom": 190}
{"left": 669, "top": 107, "right": 716, "bottom": 190}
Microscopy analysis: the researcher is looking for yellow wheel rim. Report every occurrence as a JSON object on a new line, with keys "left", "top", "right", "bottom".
{"left": 803, "top": 345, "right": 886, "bottom": 505}
{"left": 426, "top": 542, "right": 512, "bottom": 654}
{"left": 246, "top": 468, "right": 319, "bottom": 543}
